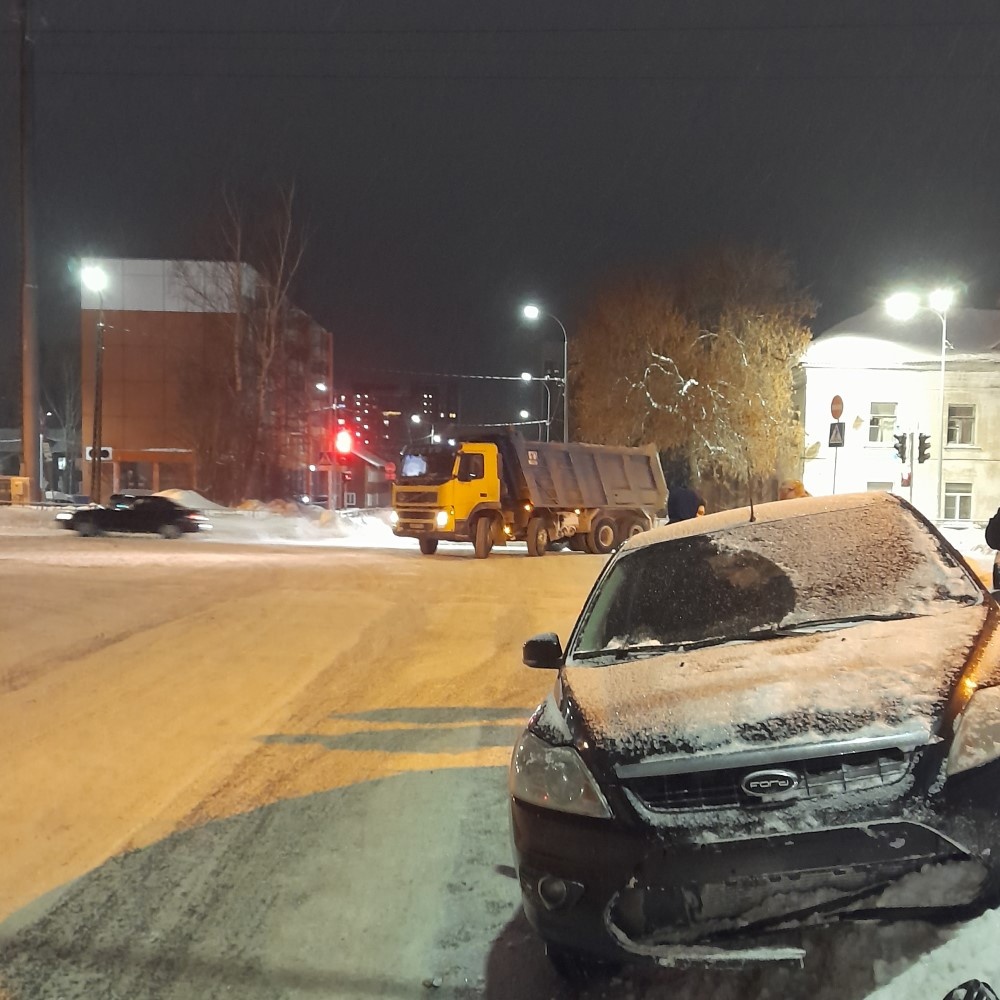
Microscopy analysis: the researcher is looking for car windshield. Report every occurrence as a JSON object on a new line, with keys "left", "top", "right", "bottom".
{"left": 572, "top": 502, "right": 980, "bottom": 660}
{"left": 398, "top": 445, "right": 457, "bottom": 484}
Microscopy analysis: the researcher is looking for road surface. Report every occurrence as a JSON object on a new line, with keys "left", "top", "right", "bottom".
{"left": 1, "top": 518, "right": 998, "bottom": 1000}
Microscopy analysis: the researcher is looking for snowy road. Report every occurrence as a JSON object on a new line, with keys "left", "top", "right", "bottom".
{"left": 1, "top": 518, "right": 999, "bottom": 1000}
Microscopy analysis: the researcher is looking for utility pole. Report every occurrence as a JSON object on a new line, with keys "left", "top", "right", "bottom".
{"left": 18, "top": 0, "right": 41, "bottom": 502}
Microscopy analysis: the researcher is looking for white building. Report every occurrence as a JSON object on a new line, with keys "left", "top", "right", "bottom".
{"left": 795, "top": 307, "right": 1000, "bottom": 525}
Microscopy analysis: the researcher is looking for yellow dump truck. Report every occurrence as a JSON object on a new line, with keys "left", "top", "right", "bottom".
{"left": 391, "top": 429, "right": 667, "bottom": 558}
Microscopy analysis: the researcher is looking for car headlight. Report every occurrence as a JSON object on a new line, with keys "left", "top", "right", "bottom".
{"left": 55, "top": 511, "right": 73, "bottom": 521}
{"left": 435, "top": 509, "right": 449, "bottom": 527}
{"left": 389, "top": 510, "right": 399, "bottom": 525}
{"left": 509, "top": 730, "right": 612, "bottom": 819}
{"left": 947, "top": 685, "right": 1000, "bottom": 777}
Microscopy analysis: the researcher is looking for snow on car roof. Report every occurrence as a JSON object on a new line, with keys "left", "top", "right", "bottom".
{"left": 626, "top": 490, "right": 900, "bottom": 552}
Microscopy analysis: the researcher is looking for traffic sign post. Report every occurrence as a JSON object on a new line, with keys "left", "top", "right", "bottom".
{"left": 829, "top": 395, "right": 844, "bottom": 493}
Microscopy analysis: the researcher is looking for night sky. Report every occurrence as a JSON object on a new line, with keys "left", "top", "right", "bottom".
{"left": 3, "top": 0, "right": 1000, "bottom": 424}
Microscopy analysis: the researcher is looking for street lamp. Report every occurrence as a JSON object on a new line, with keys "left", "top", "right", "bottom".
{"left": 521, "top": 303, "right": 569, "bottom": 443}
{"left": 519, "top": 409, "right": 530, "bottom": 420}
{"left": 519, "top": 372, "right": 554, "bottom": 441}
{"left": 81, "top": 264, "right": 109, "bottom": 503}
{"left": 884, "top": 286, "right": 957, "bottom": 521}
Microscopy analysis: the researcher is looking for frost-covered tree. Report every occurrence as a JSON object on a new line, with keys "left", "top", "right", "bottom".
{"left": 573, "top": 245, "right": 814, "bottom": 489}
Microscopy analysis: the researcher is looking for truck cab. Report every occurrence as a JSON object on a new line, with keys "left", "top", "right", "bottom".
{"left": 391, "top": 441, "right": 503, "bottom": 555}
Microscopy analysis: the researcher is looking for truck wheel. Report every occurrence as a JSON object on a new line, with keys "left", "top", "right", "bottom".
{"left": 418, "top": 537, "right": 438, "bottom": 555}
{"left": 526, "top": 516, "right": 549, "bottom": 557}
{"left": 619, "top": 516, "right": 647, "bottom": 542}
{"left": 473, "top": 517, "right": 493, "bottom": 559}
{"left": 586, "top": 517, "right": 617, "bottom": 554}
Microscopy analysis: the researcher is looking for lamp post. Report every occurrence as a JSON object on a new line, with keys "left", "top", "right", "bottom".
{"left": 81, "top": 264, "right": 108, "bottom": 503}
{"left": 885, "top": 287, "right": 956, "bottom": 521}
{"left": 521, "top": 304, "right": 569, "bottom": 442}
{"left": 520, "top": 370, "right": 555, "bottom": 442}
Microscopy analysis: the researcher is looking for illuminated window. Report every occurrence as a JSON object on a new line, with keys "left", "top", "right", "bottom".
{"left": 947, "top": 404, "right": 976, "bottom": 445}
{"left": 868, "top": 402, "right": 897, "bottom": 444}
{"left": 944, "top": 482, "right": 973, "bottom": 520}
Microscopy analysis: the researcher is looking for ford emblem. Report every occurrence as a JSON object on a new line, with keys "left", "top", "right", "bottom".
{"left": 740, "top": 768, "right": 800, "bottom": 799}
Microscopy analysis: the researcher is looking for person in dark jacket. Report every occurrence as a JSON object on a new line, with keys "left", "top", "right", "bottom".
{"left": 667, "top": 484, "right": 706, "bottom": 522}
{"left": 986, "top": 508, "right": 1000, "bottom": 590}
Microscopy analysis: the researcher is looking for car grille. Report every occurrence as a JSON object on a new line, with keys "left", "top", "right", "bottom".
{"left": 625, "top": 748, "right": 911, "bottom": 812}
{"left": 395, "top": 491, "right": 438, "bottom": 505}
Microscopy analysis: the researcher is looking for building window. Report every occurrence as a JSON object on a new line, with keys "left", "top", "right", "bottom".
{"left": 947, "top": 404, "right": 976, "bottom": 445}
{"left": 944, "top": 482, "right": 973, "bottom": 521}
{"left": 344, "top": 491, "right": 357, "bottom": 507}
{"left": 866, "top": 482, "right": 893, "bottom": 493}
{"left": 868, "top": 402, "right": 897, "bottom": 444}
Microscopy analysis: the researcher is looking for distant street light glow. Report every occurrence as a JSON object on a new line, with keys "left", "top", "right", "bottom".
{"left": 431, "top": 434, "right": 442, "bottom": 443}
{"left": 929, "top": 287, "right": 956, "bottom": 313}
{"left": 315, "top": 381, "right": 328, "bottom": 392}
{"left": 519, "top": 409, "right": 529, "bottom": 419}
{"left": 81, "top": 265, "right": 108, "bottom": 293}
{"left": 410, "top": 414, "right": 422, "bottom": 424}
{"left": 884, "top": 291, "right": 920, "bottom": 321}
{"left": 520, "top": 372, "right": 532, "bottom": 382}
{"left": 522, "top": 304, "right": 541, "bottom": 321}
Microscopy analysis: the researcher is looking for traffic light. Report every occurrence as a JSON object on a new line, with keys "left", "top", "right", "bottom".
{"left": 893, "top": 433, "right": 907, "bottom": 463}
{"left": 334, "top": 428, "right": 353, "bottom": 465}
{"left": 918, "top": 433, "right": 931, "bottom": 464}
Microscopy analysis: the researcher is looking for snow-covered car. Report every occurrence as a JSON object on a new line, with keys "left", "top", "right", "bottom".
{"left": 510, "top": 491, "right": 1000, "bottom": 980}
{"left": 55, "top": 494, "right": 209, "bottom": 538}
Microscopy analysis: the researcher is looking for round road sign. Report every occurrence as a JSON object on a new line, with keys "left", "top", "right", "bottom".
{"left": 831, "top": 395, "right": 844, "bottom": 419}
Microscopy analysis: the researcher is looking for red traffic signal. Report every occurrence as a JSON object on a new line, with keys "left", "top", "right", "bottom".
{"left": 334, "top": 429, "right": 353, "bottom": 455}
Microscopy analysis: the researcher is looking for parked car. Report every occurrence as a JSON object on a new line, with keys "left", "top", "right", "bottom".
{"left": 55, "top": 494, "right": 209, "bottom": 538}
{"left": 510, "top": 491, "right": 1000, "bottom": 980}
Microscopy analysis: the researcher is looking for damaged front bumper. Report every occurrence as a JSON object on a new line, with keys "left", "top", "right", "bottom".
{"left": 511, "top": 793, "right": 1000, "bottom": 967}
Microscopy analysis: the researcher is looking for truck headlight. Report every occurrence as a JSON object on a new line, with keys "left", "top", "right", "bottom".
{"left": 947, "top": 685, "right": 1000, "bottom": 776}
{"left": 509, "top": 731, "right": 612, "bottom": 819}
{"left": 435, "top": 510, "right": 449, "bottom": 527}
{"left": 389, "top": 510, "right": 399, "bottom": 525}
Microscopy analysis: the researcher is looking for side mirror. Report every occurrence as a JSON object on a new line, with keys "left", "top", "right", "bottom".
{"left": 523, "top": 632, "right": 564, "bottom": 669}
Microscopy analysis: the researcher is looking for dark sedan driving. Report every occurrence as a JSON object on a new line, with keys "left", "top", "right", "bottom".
{"left": 56, "top": 494, "right": 209, "bottom": 538}
{"left": 510, "top": 492, "right": 1000, "bottom": 981}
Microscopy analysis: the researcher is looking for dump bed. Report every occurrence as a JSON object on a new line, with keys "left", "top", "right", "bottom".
{"left": 502, "top": 434, "right": 666, "bottom": 512}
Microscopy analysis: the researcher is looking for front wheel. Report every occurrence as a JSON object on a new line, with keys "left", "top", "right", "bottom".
{"left": 544, "top": 942, "right": 620, "bottom": 986}
{"left": 418, "top": 537, "right": 438, "bottom": 555}
{"left": 159, "top": 523, "right": 182, "bottom": 539}
{"left": 473, "top": 517, "right": 493, "bottom": 559}
{"left": 76, "top": 521, "right": 98, "bottom": 537}
{"left": 526, "top": 516, "right": 549, "bottom": 557}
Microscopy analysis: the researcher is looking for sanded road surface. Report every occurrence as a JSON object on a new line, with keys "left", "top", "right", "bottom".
{"left": 2, "top": 526, "right": 999, "bottom": 1000}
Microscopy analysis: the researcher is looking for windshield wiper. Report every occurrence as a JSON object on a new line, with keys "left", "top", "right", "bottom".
{"left": 571, "top": 613, "right": 922, "bottom": 662}
{"left": 572, "top": 643, "right": 674, "bottom": 661}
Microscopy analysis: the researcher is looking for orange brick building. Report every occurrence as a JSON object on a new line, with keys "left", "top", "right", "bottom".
{"left": 80, "top": 258, "right": 333, "bottom": 501}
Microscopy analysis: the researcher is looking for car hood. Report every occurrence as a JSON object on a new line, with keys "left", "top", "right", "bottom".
{"left": 562, "top": 605, "right": 989, "bottom": 764}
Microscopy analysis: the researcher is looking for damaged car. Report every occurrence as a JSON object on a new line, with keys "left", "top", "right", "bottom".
{"left": 509, "top": 491, "right": 1000, "bottom": 980}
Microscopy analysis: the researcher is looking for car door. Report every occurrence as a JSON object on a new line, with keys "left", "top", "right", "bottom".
{"left": 130, "top": 498, "right": 163, "bottom": 533}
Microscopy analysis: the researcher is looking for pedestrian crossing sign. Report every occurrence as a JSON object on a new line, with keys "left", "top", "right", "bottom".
{"left": 828, "top": 422, "right": 845, "bottom": 448}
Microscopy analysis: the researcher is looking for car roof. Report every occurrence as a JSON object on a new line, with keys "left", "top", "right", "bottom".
{"left": 624, "top": 491, "right": 906, "bottom": 553}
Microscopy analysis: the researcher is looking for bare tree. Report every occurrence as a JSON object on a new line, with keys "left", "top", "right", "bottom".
{"left": 574, "top": 245, "right": 814, "bottom": 498}
{"left": 42, "top": 356, "right": 81, "bottom": 494}
{"left": 174, "top": 184, "right": 308, "bottom": 503}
